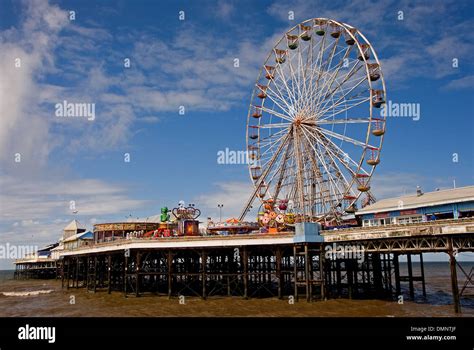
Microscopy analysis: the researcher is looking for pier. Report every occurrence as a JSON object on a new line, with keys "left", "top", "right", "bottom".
{"left": 14, "top": 257, "right": 57, "bottom": 279}
{"left": 56, "top": 218, "right": 474, "bottom": 313}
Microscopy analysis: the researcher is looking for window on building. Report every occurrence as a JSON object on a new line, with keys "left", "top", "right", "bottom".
{"left": 398, "top": 217, "right": 410, "bottom": 225}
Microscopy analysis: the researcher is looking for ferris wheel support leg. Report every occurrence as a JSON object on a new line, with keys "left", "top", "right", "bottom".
{"left": 293, "top": 127, "right": 307, "bottom": 220}
{"left": 239, "top": 133, "right": 291, "bottom": 221}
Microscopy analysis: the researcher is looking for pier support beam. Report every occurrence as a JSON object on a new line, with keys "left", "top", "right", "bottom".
{"left": 419, "top": 253, "right": 426, "bottom": 297}
{"left": 276, "top": 247, "right": 282, "bottom": 299}
{"left": 304, "top": 245, "right": 310, "bottom": 302}
{"left": 107, "top": 255, "right": 112, "bottom": 294}
{"left": 293, "top": 246, "right": 298, "bottom": 300}
{"left": 124, "top": 254, "right": 128, "bottom": 297}
{"left": 320, "top": 250, "right": 326, "bottom": 300}
{"left": 61, "top": 259, "right": 65, "bottom": 288}
{"left": 167, "top": 250, "right": 173, "bottom": 298}
{"left": 66, "top": 258, "right": 70, "bottom": 290}
{"left": 201, "top": 250, "right": 207, "bottom": 300}
{"left": 407, "top": 254, "right": 414, "bottom": 299}
{"left": 243, "top": 248, "right": 248, "bottom": 299}
{"left": 75, "top": 257, "right": 79, "bottom": 288}
{"left": 393, "top": 253, "right": 401, "bottom": 296}
{"left": 93, "top": 256, "right": 98, "bottom": 293}
{"left": 135, "top": 251, "right": 141, "bottom": 297}
{"left": 448, "top": 238, "right": 461, "bottom": 314}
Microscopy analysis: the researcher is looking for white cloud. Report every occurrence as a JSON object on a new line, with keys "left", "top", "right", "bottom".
{"left": 444, "top": 75, "right": 474, "bottom": 90}
{"left": 370, "top": 172, "right": 448, "bottom": 200}
{"left": 138, "top": 116, "right": 161, "bottom": 124}
{"left": 0, "top": 169, "right": 154, "bottom": 269}
{"left": 194, "top": 181, "right": 256, "bottom": 221}
{"left": 216, "top": 1, "right": 234, "bottom": 19}
{"left": 0, "top": 1, "right": 69, "bottom": 168}
{"left": 0, "top": 174, "right": 151, "bottom": 222}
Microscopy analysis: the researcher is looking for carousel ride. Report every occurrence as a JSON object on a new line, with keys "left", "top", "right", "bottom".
{"left": 144, "top": 201, "right": 202, "bottom": 237}
{"left": 238, "top": 17, "right": 387, "bottom": 230}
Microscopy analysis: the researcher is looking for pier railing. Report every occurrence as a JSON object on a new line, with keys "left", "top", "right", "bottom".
{"left": 322, "top": 217, "right": 474, "bottom": 243}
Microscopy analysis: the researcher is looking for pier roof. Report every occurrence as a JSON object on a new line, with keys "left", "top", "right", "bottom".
{"left": 356, "top": 185, "right": 474, "bottom": 215}
{"left": 64, "top": 219, "right": 85, "bottom": 231}
{"left": 63, "top": 230, "right": 93, "bottom": 243}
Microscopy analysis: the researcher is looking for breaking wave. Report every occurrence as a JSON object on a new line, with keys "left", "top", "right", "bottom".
{"left": 1, "top": 290, "right": 54, "bottom": 297}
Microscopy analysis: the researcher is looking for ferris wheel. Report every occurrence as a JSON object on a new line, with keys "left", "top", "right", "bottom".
{"left": 239, "top": 18, "right": 387, "bottom": 223}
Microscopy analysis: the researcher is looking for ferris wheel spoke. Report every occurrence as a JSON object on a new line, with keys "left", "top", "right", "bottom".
{"left": 316, "top": 74, "right": 367, "bottom": 117}
{"left": 240, "top": 132, "right": 292, "bottom": 220}
{"left": 301, "top": 137, "right": 333, "bottom": 214}
{"left": 287, "top": 51, "right": 304, "bottom": 111}
{"left": 318, "top": 95, "right": 370, "bottom": 121}
{"left": 308, "top": 44, "right": 351, "bottom": 89}
{"left": 272, "top": 141, "right": 293, "bottom": 201}
{"left": 316, "top": 118, "right": 370, "bottom": 125}
{"left": 300, "top": 126, "right": 345, "bottom": 203}
{"left": 257, "top": 140, "right": 287, "bottom": 161}
{"left": 313, "top": 33, "right": 329, "bottom": 91}
{"left": 315, "top": 53, "right": 359, "bottom": 107}
{"left": 305, "top": 51, "right": 354, "bottom": 113}
{"left": 312, "top": 43, "right": 346, "bottom": 107}
{"left": 318, "top": 126, "right": 375, "bottom": 149}
{"left": 292, "top": 128, "right": 307, "bottom": 215}
{"left": 302, "top": 125, "right": 358, "bottom": 193}
{"left": 261, "top": 106, "right": 294, "bottom": 123}
{"left": 301, "top": 41, "right": 321, "bottom": 112}
{"left": 296, "top": 39, "right": 305, "bottom": 107}
{"left": 257, "top": 122, "right": 292, "bottom": 129}
{"left": 261, "top": 86, "right": 295, "bottom": 118}
{"left": 265, "top": 84, "right": 295, "bottom": 116}
{"left": 316, "top": 60, "right": 364, "bottom": 109}
{"left": 259, "top": 136, "right": 288, "bottom": 154}
{"left": 262, "top": 146, "right": 294, "bottom": 199}
{"left": 319, "top": 36, "right": 341, "bottom": 82}
{"left": 302, "top": 128, "right": 346, "bottom": 202}
{"left": 260, "top": 133, "right": 289, "bottom": 159}
{"left": 293, "top": 37, "right": 311, "bottom": 111}
{"left": 314, "top": 149, "right": 348, "bottom": 200}
{"left": 301, "top": 37, "right": 315, "bottom": 100}
{"left": 274, "top": 66, "right": 299, "bottom": 110}
{"left": 316, "top": 130, "right": 370, "bottom": 176}
{"left": 279, "top": 56, "right": 300, "bottom": 106}
{"left": 314, "top": 45, "right": 355, "bottom": 107}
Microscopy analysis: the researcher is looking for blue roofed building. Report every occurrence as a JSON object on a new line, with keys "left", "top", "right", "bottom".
{"left": 356, "top": 186, "right": 474, "bottom": 227}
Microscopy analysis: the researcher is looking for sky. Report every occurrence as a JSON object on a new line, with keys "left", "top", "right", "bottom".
{"left": 0, "top": 0, "right": 473, "bottom": 268}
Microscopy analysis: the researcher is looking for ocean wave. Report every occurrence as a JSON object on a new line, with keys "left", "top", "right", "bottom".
{"left": 1, "top": 289, "right": 54, "bottom": 297}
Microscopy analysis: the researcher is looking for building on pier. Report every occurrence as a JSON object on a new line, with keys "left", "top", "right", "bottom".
{"left": 63, "top": 230, "right": 94, "bottom": 250}
{"left": 14, "top": 219, "right": 89, "bottom": 278}
{"left": 356, "top": 186, "right": 474, "bottom": 227}
{"left": 63, "top": 219, "right": 87, "bottom": 239}
{"left": 14, "top": 243, "right": 58, "bottom": 279}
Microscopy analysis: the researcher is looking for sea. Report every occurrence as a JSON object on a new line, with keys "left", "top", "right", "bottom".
{"left": 0, "top": 262, "right": 472, "bottom": 317}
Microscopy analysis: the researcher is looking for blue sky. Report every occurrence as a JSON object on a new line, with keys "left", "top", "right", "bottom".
{"left": 0, "top": 0, "right": 473, "bottom": 267}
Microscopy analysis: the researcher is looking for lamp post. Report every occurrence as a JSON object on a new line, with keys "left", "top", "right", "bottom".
{"left": 218, "top": 204, "right": 224, "bottom": 222}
